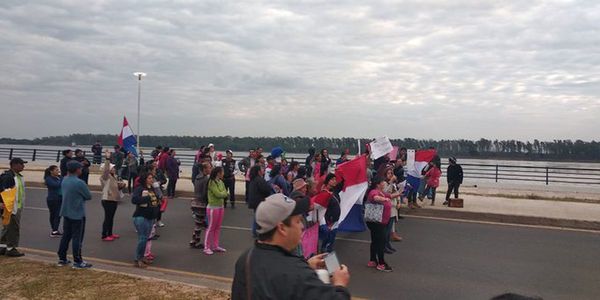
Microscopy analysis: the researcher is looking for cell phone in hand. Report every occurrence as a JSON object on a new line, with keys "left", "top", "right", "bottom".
{"left": 324, "top": 251, "right": 341, "bottom": 275}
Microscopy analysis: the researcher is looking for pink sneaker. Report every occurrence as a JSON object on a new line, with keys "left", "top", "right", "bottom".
{"left": 376, "top": 263, "right": 393, "bottom": 272}
{"left": 203, "top": 249, "right": 214, "bottom": 255}
{"left": 102, "top": 236, "right": 115, "bottom": 242}
{"left": 367, "top": 261, "right": 377, "bottom": 268}
{"left": 214, "top": 247, "right": 227, "bottom": 253}
{"left": 110, "top": 234, "right": 120, "bottom": 239}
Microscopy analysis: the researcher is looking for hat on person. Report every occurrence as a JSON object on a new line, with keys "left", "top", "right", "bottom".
{"left": 66, "top": 161, "right": 82, "bottom": 173}
{"left": 226, "top": 149, "right": 233, "bottom": 155}
{"left": 208, "top": 143, "right": 214, "bottom": 148}
{"left": 292, "top": 178, "right": 307, "bottom": 191}
{"left": 9, "top": 157, "right": 27, "bottom": 165}
{"left": 255, "top": 193, "right": 310, "bottom": 234}
{"left": 449, "top": 156, "right": 457, "bottom": 163}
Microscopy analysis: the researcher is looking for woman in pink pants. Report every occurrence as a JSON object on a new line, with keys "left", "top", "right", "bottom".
{"left": 204, "top": 166, "right": 229, "bottom": 255}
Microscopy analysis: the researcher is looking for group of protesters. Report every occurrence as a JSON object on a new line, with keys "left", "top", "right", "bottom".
{"left": 0, "top": 140, "right": 464, "bottom": 299}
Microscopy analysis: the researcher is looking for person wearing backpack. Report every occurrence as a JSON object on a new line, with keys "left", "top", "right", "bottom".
{"left": 190, "top": 162, "right": 212, "bottom": 249}
{"left": 313, "top": 174, "right": 341, "bottom": 253}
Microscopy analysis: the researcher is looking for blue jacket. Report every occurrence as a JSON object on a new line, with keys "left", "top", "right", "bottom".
{"left": 60, "top": 175, "right": 92, "bottom": 220}
{"left": 269, "top": 174, "right": 290, "bottom": 196}
{"left": 45, "top": 176, "right": 62, "bottom": 201}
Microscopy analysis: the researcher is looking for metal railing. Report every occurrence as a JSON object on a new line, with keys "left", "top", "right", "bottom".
{"left": 2, "top": 147, "right": 600, "bottom": 185}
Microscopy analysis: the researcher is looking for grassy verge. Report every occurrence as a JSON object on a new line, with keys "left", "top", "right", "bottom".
{"left": 0, "top": 257, "right": 230, "bottom": 300}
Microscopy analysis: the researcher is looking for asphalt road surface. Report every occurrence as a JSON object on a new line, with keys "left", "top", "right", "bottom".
{"left": 16, "top": 187, "right": 600, "bottom": 299}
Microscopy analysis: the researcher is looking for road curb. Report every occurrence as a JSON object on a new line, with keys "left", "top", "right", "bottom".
{"left": 399, "top": 207, "right": 600, "bottom": 231}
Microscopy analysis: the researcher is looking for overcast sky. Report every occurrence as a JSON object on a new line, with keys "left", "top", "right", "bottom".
{"left": 1, "top": 0, "right": 599, "bottom": 141}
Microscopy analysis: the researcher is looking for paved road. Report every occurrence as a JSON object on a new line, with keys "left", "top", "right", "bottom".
{"left": 17, "top": 187, "right": 600, "bottom": 299}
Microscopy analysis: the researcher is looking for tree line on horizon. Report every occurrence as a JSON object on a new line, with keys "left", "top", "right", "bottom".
{"left": 1, "top": 134, "right": 599, "bottom": 161}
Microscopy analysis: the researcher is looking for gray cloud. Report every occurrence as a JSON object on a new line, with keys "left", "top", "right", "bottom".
{"left": 1, "top": 0, "right": 599, "bottom": 141}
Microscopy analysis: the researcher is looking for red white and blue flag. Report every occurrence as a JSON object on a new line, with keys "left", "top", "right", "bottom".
{"left": 405, "top": 149, "right": 437, "bottom": 192}
{"left": 118, "top": 116, "right": 138, "bottom": 156}
{"left": 335, "top": 154, "right": 369, "bottom": 232}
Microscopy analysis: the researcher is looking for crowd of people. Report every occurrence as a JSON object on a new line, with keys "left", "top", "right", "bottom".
{"left": 0, "top": 141, "right": 464, "bottom": 298}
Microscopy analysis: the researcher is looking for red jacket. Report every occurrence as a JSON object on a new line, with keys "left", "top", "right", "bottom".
{"left": 425, "top": 167, "right": 442, "bottom": 188}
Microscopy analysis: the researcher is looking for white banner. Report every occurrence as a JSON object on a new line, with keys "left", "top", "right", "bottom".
{"left": 369, "top": 136, "right": 393, "bottom": 160}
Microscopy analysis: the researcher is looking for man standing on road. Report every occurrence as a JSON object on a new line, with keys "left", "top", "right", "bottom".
{"left": 111, "top": 145, "right": 124, "bottom": 178}
{"left": 74, "top": 149, "right": 91, "bottom": 184}
{"left": 57, "top": 161, "right": 93, "bottom": 268}
{"left": 222, "top": 150, "right": 237, "bottom": 208}
{"left": 60, "top": 149, "right": 74, "bottom": 177}
{"left": 444, "top": 157, "right": 464, "bottom": 206}
{"left": 0, "top": 158, "right": 27, "bottom": 257}
{"left": 91, "top": 140, "right": 103, "bottom": 165}
{"left": 232, "top": 194, "right": 351, "bottom": 300}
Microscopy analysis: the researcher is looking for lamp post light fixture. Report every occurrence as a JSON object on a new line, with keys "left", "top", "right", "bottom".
{"left": 133, "top": 72, "right": 146, "bottom": 154}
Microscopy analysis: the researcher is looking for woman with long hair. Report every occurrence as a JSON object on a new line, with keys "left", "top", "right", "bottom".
{"left": 204, "top": 166, "right": 229, "bottom": 255}
{"left": 366, "top": 177, "right": 395, "bottom": 272}
{"left": 383, "top": 168, "right": 403, "bottom": 252}
{"left": 319, "top": 148, "right": 331, "bottom": 177}
{"left": 100, "top": 150, "right": 126, "bottom": 241}
{"left": 44, "top": 165, "right": 62, "bottom": 237}
{"left": 131, "top": 172, "right": 160, "bottom": 268}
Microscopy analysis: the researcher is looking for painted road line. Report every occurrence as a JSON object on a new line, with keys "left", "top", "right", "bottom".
{"left": 25, "top": 205, "right": 600, "bottom": 236}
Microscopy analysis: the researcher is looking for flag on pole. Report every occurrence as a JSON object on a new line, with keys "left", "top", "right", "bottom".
{"left": 405, "top": 149, "right": 437, "bottom": 194}
{"left": 118, "top": 116, "right": 138, "bottom": 156}
{"left": 335, "top": 154, "right": 369, "bottom": 232}
{"left": 406, "top": 149, "right": 437, "bottom": 178}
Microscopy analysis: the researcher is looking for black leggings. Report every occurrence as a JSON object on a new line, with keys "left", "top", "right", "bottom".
{"left": 101, "top": 200, "right": 118, "bottom": 238}
{"left": 167, "top": 177, "right": 178, "bottom": 197}
{"left": 47, "top": 199, "right": 62, "bottom": 232}
{"left": 224, "top": 177, "right": 235, "bottom": 205}
{"left": 446, "top": 182, "right": 460, "bottom": 201}
{"left": 367, "top": 222, "right": 387, "bottom": 265}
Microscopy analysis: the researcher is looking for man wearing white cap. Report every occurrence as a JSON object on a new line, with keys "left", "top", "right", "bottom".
{"left": 232, "top": 194, "right": 351, "bottom": 299}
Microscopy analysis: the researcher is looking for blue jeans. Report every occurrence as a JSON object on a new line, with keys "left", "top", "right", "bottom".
{"left": 319, "top": 225, "right": 337, "bottom": 253}
{"left": 385, "top": 218, "right": 395, "bottom": 249}
{"left": 58, "top": 217, "right": 85, "bottom": 263}
{"left": 251, "top": 210, "right": 257, "bottom": 238}
{"left": 133, "top": 216, "right": 152, "bottom": 261}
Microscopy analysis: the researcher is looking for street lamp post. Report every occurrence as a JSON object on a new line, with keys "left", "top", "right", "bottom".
{"left": 133, "top": 72, "right": 146, "bottom": 155}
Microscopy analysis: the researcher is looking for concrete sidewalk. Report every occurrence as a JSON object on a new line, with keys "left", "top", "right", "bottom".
{"left": 4, "top": 163, "right": 600, "bottom": 230}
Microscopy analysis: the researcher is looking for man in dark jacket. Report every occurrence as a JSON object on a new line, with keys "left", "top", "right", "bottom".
{"left": 191, "top": 162, "right": 212, "bottom": 249}
{"left": 165, "top": 150, "right": 180, "bottom": 198}
{"left": 111, "top": 145, "right": 124, "bottom": 178}
{"left": 247, "top": 165, "right": 273, "bottom": 237}
{"left": 60, "top": 149, "right": 74, "bottom": 177}
{"left": 74, "top": 149, "right": 91, "bottom": 184}
{"left": 0, "top": 158, "right": 27, "bottom": 257}
{"left": 444, "top": 157, "right": 464, "bottom": 205}
{"left": 91, "top": 141, "right": 103, "bottom": 165}
{"left": 222, "top": 150, "right": 237, "bottom": 208}
{"left": 232, "top": 194, "right": 351, "bottom": 300}
{"left": 305, "top": 147, "right": 315, "bottom": 179}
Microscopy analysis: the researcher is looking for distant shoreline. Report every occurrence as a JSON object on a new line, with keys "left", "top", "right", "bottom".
{"left": 2, "top": 134, "right": 599, "bottom": 164}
